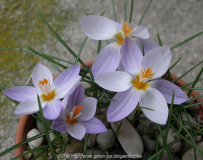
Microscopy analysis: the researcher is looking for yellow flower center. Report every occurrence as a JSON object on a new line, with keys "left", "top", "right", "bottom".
{"left": 66, "top": 105, "right": 83, "bottom": 125}
{"left": 139, "top": 68, "right": 154, "bottom": 82}
{"left": 122, "top": 22, "right": 132, "bottom": 36}
{"left": 132, "top": 75, "right": 150, "bottom": 91}
{"left": 41, "top": 90, "right": 56, "bottom": 101}
{"left": 115, "top": 31, "right": 124, "bottom": 46}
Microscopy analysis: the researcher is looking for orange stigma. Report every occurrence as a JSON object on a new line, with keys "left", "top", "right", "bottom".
{"left": 39, "top": 78, "right": 48, "bottom": 86}
{"left": 122, "top": 22, "right": 132, "bottom": 36}
{"left": 139, "top": 67, "right": 154, "bottom": 82}
{"left": 66, "top": 106, "right": 83, "bottom": 125}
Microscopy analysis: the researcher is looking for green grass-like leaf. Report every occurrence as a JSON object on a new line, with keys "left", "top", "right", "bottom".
{"left": 112, "top": 0, "right": 117, "bottom": 22}
{"left": 124, "top": 0, "right": 128, "bottom": 22}
{"left": 129, "top": 0, "right": 134, "bottom": 23}
{"left": 115, "top": 121, "right": 123, "bottom": 138}
{"left": 83, "top": 134, "right": 89, "bottom": 160}
{"left": 138, "top": 0, "right": 153, "bottom": 25}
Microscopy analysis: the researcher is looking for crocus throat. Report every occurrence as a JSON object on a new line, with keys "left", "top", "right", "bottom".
{"left": 132, "top": 67, "right": 155, "bottom": 91}
{"left": 38, "top": 78, "right": 56, "bottom": 101}
{"left": 115, "top": 21, "right": 137, "bottom": 46}
{"left": 66, "top": 106, "right": 83, "bottom": 125}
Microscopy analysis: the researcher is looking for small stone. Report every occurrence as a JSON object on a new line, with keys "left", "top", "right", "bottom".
{"left": 86, "top": 134, "right": 97, "bottom": 148}
{"left": 136, "top": 123, "right": 144, "bottom": 135}
{"left": 195, "top": 135, "right": 202, "bottom": 142}
{"left": 86, "top": 150, "right": 105, "bottom": 160}
{"left": 96, "top": 129, "right": 115, "bottom": 151}
{"left": 142, "top": 135, "right": 156, "bottom": 152}
{"left": 127, "top": 108, "right": 136, "bottom": 121}
{"left": 55, "top": 147, "right": 61, "bottom": 154}
{"left": 139, "top": 113, "right": 166, "bottom": 130}
{"left": 158, "top": 128, "right": 181, "bottom": 153}
{"left": 111, "top": 119, "right": 144, "bottom": 155}
{"left": 158, "top": 150, "right": 180, "bottom": 160}
{"left": 182, "top": 142, "right": 203, "bottom": 160}
{"left": 23, "top": 151, "right": 31, "bottom": 160}
{"left": 27, "top": 128, "right": 43, "bottom": 149}
{"left": 180, "top": 112, "right": 198, "bottom": 130}
{"left": 33, "top": 149, "right": 47, "bottom": 160}
{"left": 79, "top": 81, "right": 91, "bottom": 89}
{"left": 37, "top": 120, "right": 44, "bottom": 133}
{"left": 49, "top": 133, "right": 57, "bottom": 142}
{"left": 143, "top": 127, "right": 156, "bottom": 138}
{"left": 65, "top": 141, "right": 84, "bottom": 154}
{"left": 48, "top": 152, "right": 52, "bottom": 157}
{"left": 180, "top": 140, "right": 193, "bottom": 155}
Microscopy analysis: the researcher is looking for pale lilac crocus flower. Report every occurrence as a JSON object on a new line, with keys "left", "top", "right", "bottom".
{"left": 80, "top": 15, "right": 158, "bottom": 78}
{"left": 95, "top": 38, "right": 188, "bottom": 124}
{"left": 53, "top": 84, "right": 107, "bottom": 140}
{"left": 3, "top": 63, "right": 81, "bottom": 120}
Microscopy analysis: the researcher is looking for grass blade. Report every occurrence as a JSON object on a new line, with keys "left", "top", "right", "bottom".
{"left": 112, "top": 0, "right": 117, "bottom": 21}
{"left": 138, "top": 0, "right": 153, "bottom": 25}
{"left": 75, "top": 36, "right": 88, "bottom": 64}
{"left": 37, "top": 95, "right": 57, "bottom": 159}
{"left": 115, "top": 121, "right": 123, "bottom": 138}
{"left": 169, "top": 57, "right": 182, "bottom": 70}
{"left": 83, "top": 134, "right": 89, "bottom": 160}
{"left": 124, "top": 0, "right": 128, "bottom": 22}
{"left": 129, "top": 0, "right": 134, "bottom": 23}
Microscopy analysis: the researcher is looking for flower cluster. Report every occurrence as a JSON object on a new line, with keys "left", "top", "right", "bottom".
{"left": 3, "top": 15, "right": 188, "bottom": 140}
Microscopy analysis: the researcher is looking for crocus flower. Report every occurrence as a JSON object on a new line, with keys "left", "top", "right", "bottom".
{"left": 53, "top": 84, "right": 107, "bottom": 140}
{"left": 95, "top": 38, "right": 188, "bottom": 124}
{"left": 80, "top": 15, "right": 158, "bottom": 78}
{"left": 3, "top": 63, "right": 81, "bottom": 120}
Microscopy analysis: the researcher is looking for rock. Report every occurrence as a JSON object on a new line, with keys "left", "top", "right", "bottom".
{"left": 139, "top": 113, "right": 166, "bottom": 130}
{"left": 109, "top": 148, "right": 126, "bottom": 159}
{"left": 86, "top": 150, "right": 105, "bottom": 160}
{"left": 49, "top": 133, "right": 56, "bottom": 142}
{"left": 27, "top": 128, "right": 43, "bottom": 149}
{"left": 136, "top": 123, "right": 144, "bottom": 135}
{"left": 111, "top": 119, "right": 144, "bottom": 155}
{"left": 65, "top": 141, "right": 84, "bottom": 154}
{"left": 143, "top": 127, "right": 156, "bottom": 138}
{"left": 127, "top": 108, "right": 136, "bottom": 121}
{"left": 55, "top": 147, "right": 61, "bottom": 154}
{"left": 37, "top": 120, "right": 44, "bottom": 133}
{"left": 24, "top": 151, "right": 32, "bottom": 159}
{"left": 180, "top": 140, "right": 193, "bottom": 155}
{"left": 158, "top": 150, "right": 180, "bottom": 160}
{"left": 96, "top": 129, "right": 115, "bottom": 150}
{"left": 95, "top": 112, "right": 110, "bottom": 128}
{"left": 182, "top": 142, "right": 203, "bottom": 160}
{"left": 79, "top": 81, "right": 91, "bottom": 89}
{"left": 142, "top": 135, "right": 156, "bottom": 152}
{"left": 33, "top": 149, "right": 48, "bottom": 160}
{"left": 158, "top": 128, "right": 181, "bottom": 153}
{"left": 180, "top": 112, "right": 198, "bottom": 130}
{"left": 195, "top": 135, "right": 201, "bottom": 142}
{"left": 87, "top": 134, "right": 97, "bottom": 148}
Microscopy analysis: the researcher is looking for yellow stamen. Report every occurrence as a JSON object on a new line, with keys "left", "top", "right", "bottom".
{"left": 66, "top": 106, "right": 83, "bottom": 125}
{"left": 115, "top": 31, "right": 124, "bottom": 46}
{"left": 41, "top": 90, "right": 56, "bottom": 101}
{"left": 132, "top": 75, "right": 150, "bottom": 91}
{"left": 122, "top": 22, "right": 132, "bottom": 36}
{"left": 140, "top": 68, "right": 154, "bottom": 81}
{"left": 39, "top": 78, "right": 48, "bottom": 86}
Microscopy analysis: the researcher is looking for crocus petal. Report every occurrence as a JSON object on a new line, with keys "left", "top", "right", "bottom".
{"left": 3, "top": 86, "right": 38, "bottom": 102}
{"left": 136, "top": 38, "right": 159, "bottom": 54}
{"left": 78, "top": 97, "right": 97, "bottom": 121}
{"left": 53, "top": 64, "right": 80, "bottom": 87}
{"left": 79, "top": 117, "right": 107, "bottom": 134}
{"left": 54, "top": 75, "right": 81, "bottom": 99}
{"left": 132, "top": 24, "right": 149, "bottom": 39}
{"left": 107, "top": 88, "right": 140, "bottom": 122}
{"left": 111, "top": 20, "right": 122, "bottom": 30}
{"left": 79, "top": 15, "right": 118, "bottom": 40}
{"left": 32, "top": 63, "right": 53, "bottom": 89}
{"left": 52, "top": 113, "right": 67, "bottom": 133}
{"left": 141, "top": 46, "right": 171, "bottom": 79}
{"left": 42, "top": 99, "right": 62, "bottom": 120}
{"left": 14, "top": 97, "right": 46, "bottom": 115}
{"left": 139, "top": 88, "right": 169, "bottom": 125}
{"left": 62, "top": 84, "right": 85, "bottom": 115}
{"left": 118, "top": 61, "right": 126, "bottom": 72}
{"left": 66, "top": 123, "right": 86, "bottom": 140}
{"left": 95, "top": 71, "right": 133, "bottom": 92}
{"left": 121, "top": 37, "right": 143, "bottom": 76}
{"left": 91, "top": 42, "right": 121, "bottom": 78}
{"left": 151, "top": 79, "right": 188, "bottom": 104}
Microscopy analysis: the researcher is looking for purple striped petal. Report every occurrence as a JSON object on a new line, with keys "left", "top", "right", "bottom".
{"left": 133, "top": 25, "right": 149, "bottom": 39}
{"left": 78, "top": 97, "right": 97, "bottom": 121}
{"left": 107, "top": 88, "right": 140, "bottom": 122}
{"left": 121, "top": 37, "right": 143, "bottom": 76}
{"left": 111, "top": 20, "right": 122, "bottom": 30}
{"left": 79, "top": 117, "right": 107, "bottom": 134}
{"left": 3, "top": 86, "right": 38, "bottom": 102}
{"left": 118, "top": 61, "right": 126, "bottom": 72}
{"left": 54, "top": 75, "right": 81, "bottom": 99}
{"left": 52, "top": 112, "right": 67, "bottom": 133}
{"left": 79, "top": 15, "right": 118, "bottom": 40}
{"left": 95, "top": 71, "right": 133, "bottom": 92}
{"left": 152, "top": 79, "right": 188, "bottom": 104}
{"left": 136, "top": 38, "right": 159, "bottom": 54}
{"left": 53, "top": 64, "right": 80, "bottom": 88}
{"left": 66, "top": 123, "right": 86, "bottom": 140}
{"left": 14, "top": 97, "right": 46, "bottom": 115}
{"left": 42, "top": 99, "right": 62, "bottom": 120}
{"left": 91, "top": 42, "right": 121, "bottom": 78}
{"left": 141, "top": 46, "right": 171, "bottom": 79}
{"left": 32, "top": 63, "right": 53, "bottom": 89}
{"left": 139, "top": 88, "right": 169, "bottom": 125}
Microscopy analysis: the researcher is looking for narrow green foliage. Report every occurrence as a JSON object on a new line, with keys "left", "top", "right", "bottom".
{"left": 187, "top": 67, "right": 203, "bottom": 97}
{"left": 185, "top": 94, "right": 203, "bottom": 104}
{"left": 83, "top": 134, "right": 89, "bottom": 160}
{"left": 37, "top": 95, "right": 57, "bottom": 160}
{"left": 97, "top": 99, "right": 117, "bottom": 104}
{"left": 91, "top": 148, "right": 95, "bottom": 160}
{"left": 115, "top": 121, "right": 123, "bottom": 138}
{"left": 129, "top": 0, "right": 134, "bottom": 23}
{"left": 181, "top": 78, "right": 203, "bottom": 88}
{"left": 142, "top": 44, "right": 144, "bottom": 56}
{"left": 155, "top": 132, "right": 159, "bottom": 160}
{"left": 171, "top": 30, "right": 203, "bottom": 50}
{"left": 137, "top": 105, "right": 155, "bottom": 111}
{"left": 112, "top": 0, "right": 117, "bottom": 21}
{"left": 169, "top": 57, "right": 182, "bottom": 70}
{"left": 101, "top": 10, "right": 106, "bottom": 16}
{"left": 174, "top": 60, "right": 203, "bottom": 83}
{"left": 182, "top": 87, "right": 203, "bottom": 91}
{"left": 138, "top": 0, "right": 153, "bottom": 25}
{"left": 184, "top": 101, "right": 203, "bottom": 108}
{"left": 50, "top": 61, "right": 62, "bottom": 73}
{"left": 75, "top": 36, "right": 88, "bottom": 64}
{"left": 32, "top": 147, "right": 48, "bottom": 160}
{"left": 97, "top": 40, "right": 101, "bottom": 55}
{"left": 124, "top": 0, "right": 128, "bottom": 22}
{"left": 60, "top": 141, "right": 67, "bottom": 160}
